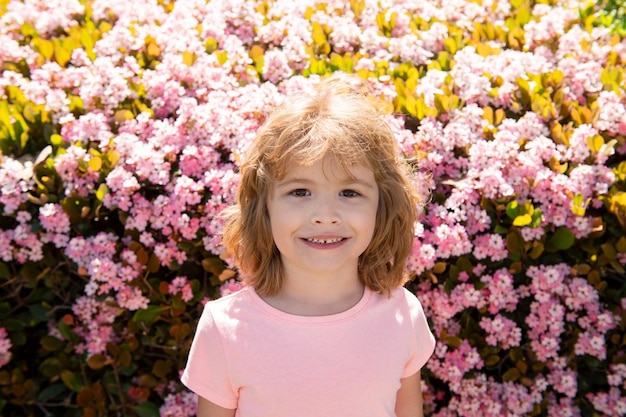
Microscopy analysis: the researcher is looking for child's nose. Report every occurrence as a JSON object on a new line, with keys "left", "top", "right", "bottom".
{"left": 311, "top": 196, "right": 341, "bottom": 224}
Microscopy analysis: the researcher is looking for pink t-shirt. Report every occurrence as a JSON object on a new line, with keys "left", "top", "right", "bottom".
{"left": 181, "top": 285, "right": 435, "bottom": 417}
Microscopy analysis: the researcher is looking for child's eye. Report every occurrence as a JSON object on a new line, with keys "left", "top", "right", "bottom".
{"left": 340, "top": 189, "right": 360, "bottom": 198}
{"left": 289, "top": 189, "right": 310, "bottom": 197}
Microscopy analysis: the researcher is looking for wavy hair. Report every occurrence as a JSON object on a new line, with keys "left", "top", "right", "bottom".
{"left": 221, "top": 76, "right": 424, "bottom": 296}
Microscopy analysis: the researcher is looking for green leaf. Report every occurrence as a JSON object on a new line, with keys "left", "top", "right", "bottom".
{"left": 529, "top": 242, "right": 544, "bottom": 259}
{"left": 443, "top": 335, "right": 462, "bottom": 348}
{"left": 506, "top": 231, "right": 524, "bottom": 254}
{"left": 530, "top": 209, "right": 543, "bottom": 228}
{"left": 506, "top": 201, "right": 519, "bottom": 219}
{"left": 28, "top": 303, "right": 49, "bottom": 323}
{"left": 132, "top": 305, "right": 167, "bottom": 325}
{"left": 40, "top": 335, "right": 63, "bottom": 352}
{"left": 202, "top": 257, "right": 225, "bottom": 276}
{"left": 39, "top": 357, "right": 64, "bottom": 378}
{"left": 87, "top": 353, "right": 107, "bottom": 370}
{"left": 0, "top": 262, "right": 9, "bottom": 278}
{"left": 484, "top": 355, "right": 500, "bottom": 366}
{"left": 58, "top": 321, "right": 77, "bottom": 342}
{"left": 37, "top": 383, "right": 67, "bottom": 402}
{"left": 502, "top": 367, "right": 521, "bottom": 382}
{"left": 152, "top": 359, "right": 172, "bottom": 379}
{"left": 548, "top": 227, "right": 575, "bottom": 250}
{"left": 60, "top": 370, "right": 83, "bottom": 392}
{"left": 2, "top": 318, "right": 25, "bottom": 331}
{"left": 133, "top": 402, "right": 160, "bottom": 417}
{"left": 494, "top": 224, "right": 509, "bottom": 234}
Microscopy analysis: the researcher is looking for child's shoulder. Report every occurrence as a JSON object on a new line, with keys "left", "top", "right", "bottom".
{"left": 389, "top": 285, "right": 421, "bottom": 304}
{"left": 383, "top": 286, "right": 427, "bottom": 317}
{"left": 204, "top": 285, "right": 252, "bottom": 313}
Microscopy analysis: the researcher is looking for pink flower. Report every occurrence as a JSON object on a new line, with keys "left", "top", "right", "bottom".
{"left": 39, "top": 203, "right": 71, "bottom": 234}
{"left": 479, "top": 314, "right": 522, "bottom": 349}
{"left": 219, "top": 279, "right": 244, "bottom": 297}
{"left": 0, "top": 327, "right": 12, "bottom": 368}
{"left": 116, "top": 285, "right": 149, "bottom": 311}
{"left": 159, "top": 390, "right": 197, "bottom": 417}
{"left": 0, "top": 157, "right": 33, "bottom": 215}
{"left": 262, "top": 48, "right": 293, "bottom": 84}
{"left": 169, "top": 276, "right": 194, "bottom": 302}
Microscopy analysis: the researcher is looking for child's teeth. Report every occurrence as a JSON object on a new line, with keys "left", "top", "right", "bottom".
{"left": 309, "top": 238, "right": 342, "bottom": 244}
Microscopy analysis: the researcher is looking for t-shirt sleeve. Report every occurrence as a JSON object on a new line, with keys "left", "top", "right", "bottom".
{"left": 402, "top": 289, "right": 436, "bottom": 378}
{"left": 180, "top": 303, "right": 238, "bottom": 409}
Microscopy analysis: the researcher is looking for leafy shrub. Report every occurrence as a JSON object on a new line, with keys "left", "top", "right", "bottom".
{"left": 0, "top": 0, "right": 625, "bottom": 416}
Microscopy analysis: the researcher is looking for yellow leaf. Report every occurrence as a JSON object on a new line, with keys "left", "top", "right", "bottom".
{"left": 205, "top": 37, "right": 218, "bottom": 54}
{"left": 580, "top": 106, "right": 592, "bottom": 123}
{"left": 114, "top": 109, "right": 134, "bottom": 123}
{"left": 571, "top": 194, "right": 588, "bottom": 216}
{"left": 249, "top": 44, "right": 264, "bottom": 63}
{"left": 443, "top": 37, "right": 458, "bottom": 54}
{"left": 95, "top": 184, "right": 109, "bottom": 201}
{"left": 107, "top": 150, "right": 120, "bottom": 167}
{"left": 432, "top": 262, "right": 447, "bottom": 274}
{"left": 216, "top": 51, "right": 228, "bottom": 65}
{"left": 54, "top": 46, "right": 71, "bottom": 67}
{"left": 483, "top": 106, "right": 494, "bottom": 125}
{"left": 219, "top": 269, "right": 237, "bottom": 282}
{"left": 586, "top": 134, "right": 604, "bottom": 153}
{"left": 80, "top": 28, "right": 94, "bottom": 51}
{"left": 147, "top": 41, "right": 161, "bottom": 58}
{"left": 182, "top": 51, "right": 197, "bottom": 66}
{"left": 34, "top": 38, "right": 54, "bottom": 60}
{"left": 50, "top": 134, "right": 64, "bottom": 146}
{"left": 88, "top": 156, "right": 102, "bottom": 172}
{"left": 304, "top": 6, "right": 315, "bottom": 20}
{"left": 495, "top": 108, "right": 506, "bottom": 125}
{"left": 513, "top": 214, "right": 532, "bottom": 227}
{"left": 311, "top": 22, "right": 326, "bottom": 46}
{"left": 508, "top": 31, "right": 520, "bottom": 49}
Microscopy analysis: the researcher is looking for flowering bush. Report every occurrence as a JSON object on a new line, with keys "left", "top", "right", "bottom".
{"left": 0, "top": 0, "right": 625, "bottom": 416}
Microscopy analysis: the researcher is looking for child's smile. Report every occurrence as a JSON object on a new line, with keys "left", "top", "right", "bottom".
{"left": 266, "top": 157, "right": 379, "bottom": 280}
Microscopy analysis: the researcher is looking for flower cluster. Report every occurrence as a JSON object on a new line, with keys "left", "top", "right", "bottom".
{"left": 0, "top": 327, "right": 11, "bottom": 368}
{"left": 0, "top": 0, "right": 624, "bottom": 416}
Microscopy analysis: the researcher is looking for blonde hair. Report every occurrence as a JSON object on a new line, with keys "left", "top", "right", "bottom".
{"left": 221, "top": 76, "right": 423, "bottom": 296}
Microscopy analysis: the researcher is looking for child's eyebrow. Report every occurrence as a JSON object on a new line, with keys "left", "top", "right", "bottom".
{"left": 274, "top": 178, "right": 313, "bottom": 188}
{"left": 275, "top": 177, "right": 375, "bottom": 189}
{"left": 340, "top": 178, "right": 376, "bottom": 188}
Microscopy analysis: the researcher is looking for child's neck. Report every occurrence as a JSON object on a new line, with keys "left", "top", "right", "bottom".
{"left": 262, "top": 273, "right": 365, "bottom": 317}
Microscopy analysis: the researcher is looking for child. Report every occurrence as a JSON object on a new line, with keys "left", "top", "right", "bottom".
{"left": 181, "top": 76, "right": 436, "bottom": 417}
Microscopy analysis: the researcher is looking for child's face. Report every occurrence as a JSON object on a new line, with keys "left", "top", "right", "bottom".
{"left": 266, "top": 157, "right": 379, "bottom": 280}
